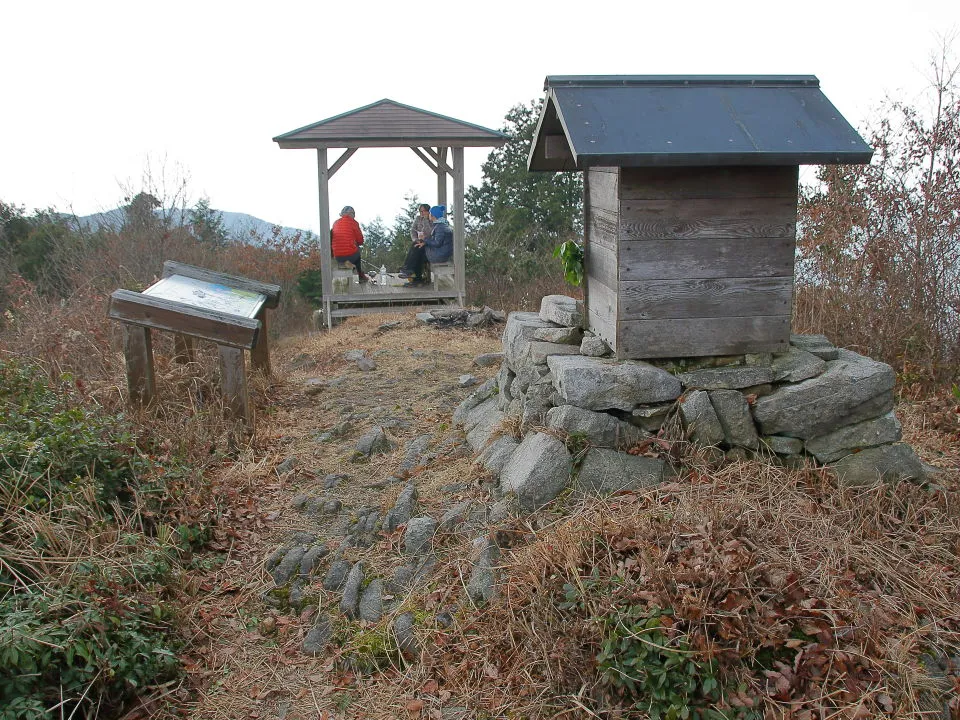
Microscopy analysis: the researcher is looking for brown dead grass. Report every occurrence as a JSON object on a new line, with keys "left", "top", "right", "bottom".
{"left": 111, "top": 313, "right": 960, "bottom": 720}
{"left": 415, "top": 459, "right": 960, "bottom": 718}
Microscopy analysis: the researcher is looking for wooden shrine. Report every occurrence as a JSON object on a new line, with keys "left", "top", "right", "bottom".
{"left": 107, "top": 261, "right": 281, "bottom": 426}
{"left": 528, "top": 75, "right": 873, "bottom": 359}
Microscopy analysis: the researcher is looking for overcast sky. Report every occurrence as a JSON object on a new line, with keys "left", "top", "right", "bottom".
{"left": 2, "top": 1, "right": 957, "bottom": 233}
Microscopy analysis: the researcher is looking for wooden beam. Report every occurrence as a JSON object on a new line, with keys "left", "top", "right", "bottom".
{"left": 582, "top": 168, "right": 592, "bottom": 335}
{"left": 317, "top": 148, "right": 332, "bottom": 330}
{"left": 411, "top": 146, "right": 439, "bottom": 173}
{"left": 330, "top": 303, "right": 457, "bottom": 318}
{"left": 108, "top": 290, "right": 260, "bottom": 349}
{"left": 328, "top": 147, "right": 358, "bottom": 178}
{"left": 619, "top": 237, "right": 795, "bottom": 281}
{"left": 619, "top": 198, "right": 797, "bottom": 241}
{"left": 617, "top": 316, "right": 791, "bottom": 359}
{"left": 425, "top": 147, "right": 453, "bottom": 174}
{"left": 218, "top": 346, "right": 251, "bottom": 424}
{"left": 250, "top": 306, "right": 271, "bottom": 375}
{"left": 162, "top": 261, "right": 281, "bottom": 308}
{"left": 452, "top": 146, "right": 465, "bottom": 306}
{"left": 328, "top": 289, "right": 460, "bottom": 302}
{"left": 618, "top": 277, "right": 793, "bottom": 320}
{"left": 123, "top": 324, "right": 156, "bottom": 406}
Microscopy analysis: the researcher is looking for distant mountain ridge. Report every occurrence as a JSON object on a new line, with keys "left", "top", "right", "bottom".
{"left": 69, "top": 207, "right": 312, "bottom": 244}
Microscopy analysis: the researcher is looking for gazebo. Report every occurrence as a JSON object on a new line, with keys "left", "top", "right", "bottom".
{"left": 274, "top": 99, "right": 509, "bottom": 327}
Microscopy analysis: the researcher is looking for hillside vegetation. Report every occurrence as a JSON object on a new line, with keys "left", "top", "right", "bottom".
{"left": 1, "top": 51, "right": 959, "bottom": 720}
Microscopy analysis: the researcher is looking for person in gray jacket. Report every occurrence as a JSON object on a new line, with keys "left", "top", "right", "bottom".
{"left": 399, "top": 204, "right": 433, "bottom": 281}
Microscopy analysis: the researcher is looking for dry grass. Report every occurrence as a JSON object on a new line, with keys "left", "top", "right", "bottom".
{"left": 132, "top": 312, "right": 960, "bottom": 720}
{"left": 404, "top": 458, "right": 960, "bottom": 718}
{"left": 6, "top": 298, "right": 958, "bottom": 719}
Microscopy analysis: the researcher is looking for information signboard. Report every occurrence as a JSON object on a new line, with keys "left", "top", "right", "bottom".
{"left": 143, "top": 275, "right": 266, "bottom": 318}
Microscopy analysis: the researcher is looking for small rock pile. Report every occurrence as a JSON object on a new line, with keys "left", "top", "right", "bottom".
{"left": 416, "top": 306, "right": 506, "bottom": 328}
{"left": 455, "top": 295, "right": 929, "bottom": 513}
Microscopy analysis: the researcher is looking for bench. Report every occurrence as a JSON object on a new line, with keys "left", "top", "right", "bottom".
{"left": 426, "top": 261, "right": 463, "bottom": 305}
{"left": 332, "top": 261, "right": 357, "bottom": 294}
{"left": 428, "top": 261, "right": 456, "bottom": 292}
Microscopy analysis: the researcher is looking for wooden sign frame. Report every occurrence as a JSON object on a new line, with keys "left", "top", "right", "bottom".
{"left": 108, "top": 261, "right": 281, "bottom": 426}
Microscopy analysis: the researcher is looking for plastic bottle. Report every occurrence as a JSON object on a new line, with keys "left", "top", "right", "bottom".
{"left": 379, "top": 265, "right": 387, "bottom": 285}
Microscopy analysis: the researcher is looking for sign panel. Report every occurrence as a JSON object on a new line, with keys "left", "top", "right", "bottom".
{"left": 143, "top": 275, "right": 266, "bottom": 318}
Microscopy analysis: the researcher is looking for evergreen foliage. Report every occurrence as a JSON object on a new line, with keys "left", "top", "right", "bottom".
{"left": 465, "top": 99, "right": 583, "bottom": 250}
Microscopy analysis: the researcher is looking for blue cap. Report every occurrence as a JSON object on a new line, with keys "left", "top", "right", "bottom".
{"left": 340, "top": 206, "right": 355, "bottom": 216}
{"left": 429, "top": 205, "right": 445, "bottom": 219}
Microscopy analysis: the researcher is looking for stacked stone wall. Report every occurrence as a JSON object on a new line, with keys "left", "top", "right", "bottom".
{"left": 455, "top": 295, "right": 928, "bottom": 511}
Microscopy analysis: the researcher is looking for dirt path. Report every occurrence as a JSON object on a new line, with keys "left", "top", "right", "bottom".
{"left": 180, "top": 313, "right": 504, "bottom": 720}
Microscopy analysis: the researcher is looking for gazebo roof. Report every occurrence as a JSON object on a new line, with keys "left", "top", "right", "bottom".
{"left": 273, "top": 98, "right": 509, "bottom": 149}
{"left": 528, "top": 75, "right": 873, "bottom": 170}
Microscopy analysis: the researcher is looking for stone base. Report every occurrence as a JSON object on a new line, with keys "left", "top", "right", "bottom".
{"left": 452, "top": 297, "right": 928, "bottom": 512}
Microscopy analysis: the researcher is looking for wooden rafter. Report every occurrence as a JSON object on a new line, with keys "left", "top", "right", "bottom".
{"left": 328, "top": 148, "right": 358, "bottom": 178}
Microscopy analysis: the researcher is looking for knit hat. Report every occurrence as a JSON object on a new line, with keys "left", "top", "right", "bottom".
{"left": 429, "top": 205, "right": 446, "bottom": 219}
{"left": 340, "top": 206, "right": 355, "bottom": 216}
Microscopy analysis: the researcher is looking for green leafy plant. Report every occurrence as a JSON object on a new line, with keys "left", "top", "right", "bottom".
{"left": 561, "top": 577, "right": 753, "bottom": 720}
{"left": 553, "top": 240, "right": 584, "bottom": 287}
{"left": 952, "top": 384, "right": 960, "bottom": 401}
{"left": 0, "top": 361, "right": 148, "bottom": 510}
{"left": 0, "top": 360, "right": 203, "bottom": 719}
{"left": 596, "top": 605, "right": 728, "bottom": 719}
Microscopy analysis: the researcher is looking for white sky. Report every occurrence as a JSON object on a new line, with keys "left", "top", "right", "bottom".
{"left": 1, "top": 1, "right": 958, "bottom": 233}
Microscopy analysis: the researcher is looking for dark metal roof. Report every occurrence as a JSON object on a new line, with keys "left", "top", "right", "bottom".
{"left": 274, "top": 98, "right": 509, "bottom": 149}
{"left": 528, "top": 75, "right": 873, "bottom": 170}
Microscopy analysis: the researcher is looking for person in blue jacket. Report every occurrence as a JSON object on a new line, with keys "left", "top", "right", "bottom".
{"left": 400, "top": 205, "right": 453, "bottom": 286}
{"left": 423, "top": 205, "right": 453, "bottom": 263}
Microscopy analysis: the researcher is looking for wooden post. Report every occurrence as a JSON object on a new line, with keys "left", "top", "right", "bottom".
{"left": 219, "top": 345, "right": 250, "bottom": 425}
{"left": 452, "top": 146, "right": 465, "bottom": 306}
{"left": 123, "top": 324, "right": 156, "bottom": 406}
{"left": 436, "top": 147, "right": 448, "bottom": 207}
{"left": 172, "top": 334, "right": 196, "bottom": 364}
{"left": 250, "top": 308, "right": 271, "bottom": 375}
{"left": 317, "top": 148, "right": 332, "bottom": 329}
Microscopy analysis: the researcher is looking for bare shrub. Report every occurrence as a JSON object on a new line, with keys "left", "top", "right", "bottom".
{"left": 797, "top": 43, "right": 960, "bottom": 387}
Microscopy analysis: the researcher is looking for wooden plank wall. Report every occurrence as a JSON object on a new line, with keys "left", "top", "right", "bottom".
{"left": 584, "top": 167, "right": 620, "bottom": 350}
{"left": 615, "top": 166, "right": 798, "bottom": 358}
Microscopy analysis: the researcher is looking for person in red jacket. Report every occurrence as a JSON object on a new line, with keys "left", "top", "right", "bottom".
{"left": 331, "top": 205, "right": 368, "bottom": 283}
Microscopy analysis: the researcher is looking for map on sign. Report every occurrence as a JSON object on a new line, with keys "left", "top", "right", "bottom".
{"left": 143, "top": 275, "right": 266, "bottom": 318}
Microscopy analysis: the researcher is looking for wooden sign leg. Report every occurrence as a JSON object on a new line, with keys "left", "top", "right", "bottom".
{"left": 173, "top": 333, "right": 197, "bottom": 364}
{"left": 250, "top": 308, "right": 271, "bottom": 375}
{"left": 123, "top": 324, "right": 156, "bottom": 406}
{"left": 218, "top": 345, "right": 251, "bottom": 426}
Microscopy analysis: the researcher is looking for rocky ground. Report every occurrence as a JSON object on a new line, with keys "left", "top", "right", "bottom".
{"left": 180, "top": 311, "right": 513, "bottom": 720}
{"left": 170, "top": 309, "right": 960, "bottom": 720}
